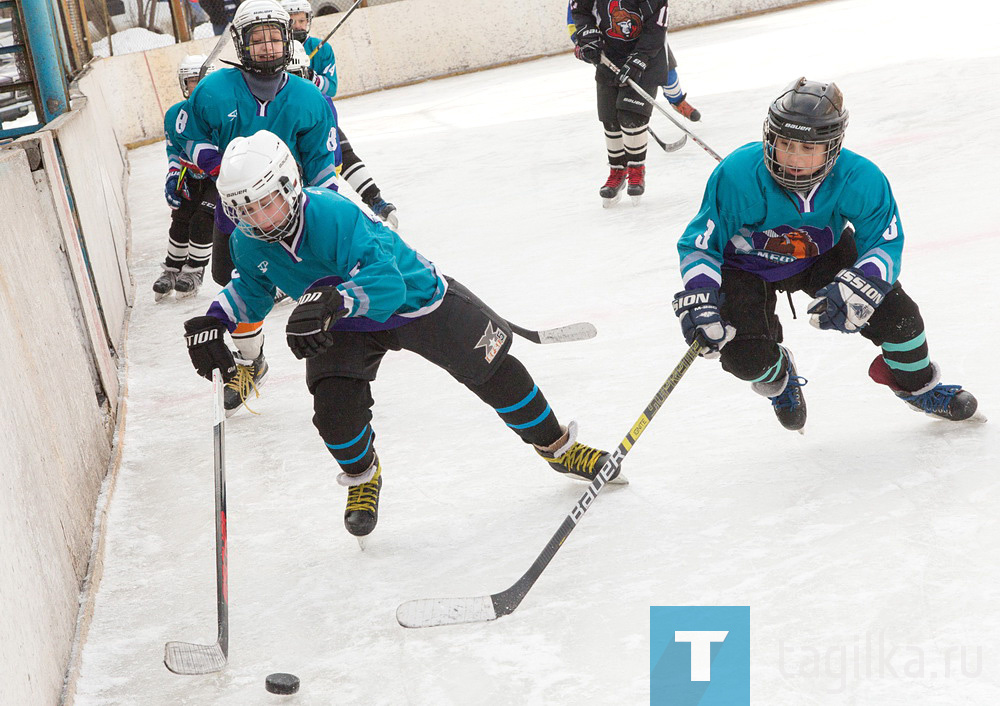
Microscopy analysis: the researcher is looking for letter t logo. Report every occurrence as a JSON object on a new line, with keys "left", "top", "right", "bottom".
{"left": 674, "top": 631, "right": 729, "bottom": 681}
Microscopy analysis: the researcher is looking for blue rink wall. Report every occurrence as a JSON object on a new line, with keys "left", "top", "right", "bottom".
{"left": 0, "top": 0, "right": 819, "bottom": 704}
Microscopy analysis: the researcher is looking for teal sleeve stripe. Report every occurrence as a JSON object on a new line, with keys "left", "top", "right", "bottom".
{"left": 331, "top": 434, "right": 373, "bottom": 466}
{"left": 325, "top": 424, "right": 369, "bottom": 450}
{"left": 881, "top": 332, "right": 926, "bottom": 352}
{"left": 495, "top": 385, "right": 538, "bottom": 414}
{"left": 885, "top": 355, "right": 931, "bottom": 372}
{"left": 506, "top": 405, "right": 552, "bottom": 430}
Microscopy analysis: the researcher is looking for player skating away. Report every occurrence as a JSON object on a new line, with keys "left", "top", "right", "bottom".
{"left": 182, "top": 131, "right": 622, "bottom": 538}
{"left": 282, "top": 0, "right": 399, "bottom": 227}
{"left": 152, "top": 56, "right": 219, "bottom": 301}
{"left": 178, "top": 0, "right": 342, "bottom": 414}
{"left": 569, "top": 0, "right": 669, "bottom": 206}
{"left": 671, "top": 78, "right": 982, "bottom": 431}
{"left": 566, "top": 1, "right": 700, "bottom": 122}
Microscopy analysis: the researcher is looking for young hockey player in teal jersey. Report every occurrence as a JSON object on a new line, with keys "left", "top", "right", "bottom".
{"left": 153, "top": 55, "right": 219, "bottom": 301}
{"left": 182, "top": 131, "right": 622, "bottom": 538}
{"left": 672, "top": 77, "right": 982, "bottom": 431}
{"left": 282, "top": 0, "right": 399, "bottom": 226}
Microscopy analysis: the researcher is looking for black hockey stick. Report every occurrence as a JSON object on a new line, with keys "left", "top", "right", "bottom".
{"left": 198, "top": 24, "right": 232, "bottom": 81}
{"left": 308, "top": 0, "right": 365, "bottom": 60}
{"left": 396, "top": 341, "right": 702, "bottom": 628}
{"left": 164, "top": 370, "right": 230, "bottom": 674}
{"left": 649, "top": 126, "right": 687, "bottom": 153}
{"left": 506, "top": 320, "right": 597, "bottom": 344}
{"left": 601, "top": 55, "right": 723, "bottom": 163}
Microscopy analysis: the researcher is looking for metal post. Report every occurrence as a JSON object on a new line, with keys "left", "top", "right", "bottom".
{"left": 19, "top": 0, "right": 70, "bottom": 122}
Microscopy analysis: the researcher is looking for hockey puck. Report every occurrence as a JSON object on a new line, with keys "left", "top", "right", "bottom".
{"left": 265, "top": 672, "right": 300, "bottom": 695}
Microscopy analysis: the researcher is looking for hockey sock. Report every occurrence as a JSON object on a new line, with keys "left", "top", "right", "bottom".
{"left": 663, "top": 68, "right": 683, "bottom": 104}
{"left": 622, "top": 123, "right": 649, "bottom": 166}
{"left": 466, "top": 355, "right": 562, "bottom": 447}
{"left": 186, "top": 212, "right": 214, "bottom": 268}
{"left": 749, "top": 347, "right": 791, "bottom": 397}
{"left": 165, "top": 220, "right": 191, "bottom": 270}
{"left": 312, "top": 377, "right": 378, "bottom": 476}
{"left": 603, "top": 121, "right": 626, "bottom": 168}
{"left": 232, "top": 322, "right": 264, "bottom": 361}
{"left": 338, "top": 131, "right": 382, "bottom": 205}
{"left": 880, "top": 331, "right": 934, "bottom": 392}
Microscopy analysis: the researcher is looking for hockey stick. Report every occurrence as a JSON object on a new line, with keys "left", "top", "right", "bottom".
{"left": 648, "top": 127, "right": 687, "bottom": 153}
{"left": 164, "top": 370, "right": 230, "bottom": 674}
{"left": 308, "top": 0, "right": 365, "bottom": 60}
{"left": 198, "top": 24, "right": 232, "bottom": 81}
{"left": 506, "top": 320, "right": 597, "bottom": 344}
{"left": 396, "top": 341, "right": 702, "bottom": 628}
{"left": 600, "top": 55, "right": 723, "bottom": 163}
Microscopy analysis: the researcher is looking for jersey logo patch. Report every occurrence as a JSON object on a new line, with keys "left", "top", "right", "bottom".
{"left": 607, "top": 1, "right": 642, "bottom": 40}
{"left": 763, "top": 228, "right": 820, "bottom": 259}
{"left": 474, "top": 322, "right": 507, "bottom": 363}
{"left": 258, "top": 261, "right": 269, "bottom": 273}
{"left": 227, "top": 109, "right": 238, "bottom": 120}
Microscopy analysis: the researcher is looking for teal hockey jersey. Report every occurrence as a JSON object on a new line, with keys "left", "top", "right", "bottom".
{"left": 206, "top": 187, "right": 447, "bottom": 332}
{"left": 678, "top": 143, "right": 904, "bottom": 290}
{"left": 303, "top": 36, "right": 338, "bottom": 97}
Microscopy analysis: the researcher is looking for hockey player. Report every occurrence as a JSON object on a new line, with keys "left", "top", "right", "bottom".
{"left": 569, "top": 0, "right": 669, "bottom": 206}
{"left": 566, "top": 2, "right": 699, "bottom": 122}
{"left": 671, "top": 77, "right": 981, "bottom": 431}
{"left": 178, "top": 0, "right": 342, "bottom": 413}
{"left": 281, "top": 0, "right": 399, "bottom": 227}
{"left": 182, "top": 131, "right": 621, "bottom": 537}
{"left": 153, "top": 55, "right": 218, "bottom": 302}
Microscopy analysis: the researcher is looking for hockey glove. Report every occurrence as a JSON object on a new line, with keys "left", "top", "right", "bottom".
{"left": 574, "top": 26, "right": 603, "bottom": 65}
{"left": 164, "top": 170, "right": 190, "bottom": 210}
{"left": 672, "top": 287, "right": 736, "bottom": 359}
{"left": 807, "top": 267, "right": 892, "bottom": 333}
{"left": 184, "top": 315, "right": 237, "bottom": 382}
{"left": 616, "top": 53, "right": 648, "bottom": 86}
{"left": 286, "top": 285, "right": 348, "bottom": 359}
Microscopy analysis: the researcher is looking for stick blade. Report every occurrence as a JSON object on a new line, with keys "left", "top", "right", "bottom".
{"left": 535, "top": 323, "right": 597, "bottom": 344}
{"left": 396, "top": 596, "right": 497, "bottom": 628}
{"left": 661, "top": 133, "right": 687, "bottom": 152}
{"left": 164, "top": 641, "right": 227, "bottom": 675}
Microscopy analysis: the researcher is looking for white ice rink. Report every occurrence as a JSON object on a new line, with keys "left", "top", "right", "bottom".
{"left": 72, "top": 0, "right": 1000, "bottom": 703}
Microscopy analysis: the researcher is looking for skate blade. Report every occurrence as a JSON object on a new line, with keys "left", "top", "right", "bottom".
{"left": 630, "top": 195, "right": 642, "bottom": 206}
{"left": 175, "top": 290, "right": 198, "bottom": 300}
{"left": 153, "top": 291, "right": 172, "bottom": 302}
{"left": 357, "top": 535, "right": 370, "bottom": 551}
{"left": 602, "top": 193, "right": 623, "bottom": 209}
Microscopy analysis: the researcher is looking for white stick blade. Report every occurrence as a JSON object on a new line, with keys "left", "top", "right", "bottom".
{"left": 537, "top": 323, "right": 597, "bottom": 344}
{"left": 164, "top": 641, "right": 227, "bottom": 674}
{"left": 396, "top": 596, "right": 497, "bottom": 628}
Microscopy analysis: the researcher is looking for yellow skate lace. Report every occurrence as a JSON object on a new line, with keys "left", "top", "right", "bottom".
{"left": 556, "top": 444, "right": 604, "bottom": 475}
{"left": 346, "top": 468, "right": 382, "bottom": 513}
{"left": 225, "top": 362, "right": 261, "bottom": 415}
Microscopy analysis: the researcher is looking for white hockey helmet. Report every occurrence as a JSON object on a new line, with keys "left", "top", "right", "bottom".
{"left": 286, "top": 40, "right": 311, "bottom": 77}
{"left": 230, "top": 0, "right": 292, "bottom": 76}
{"left": 217, "top": 130, "right": 304, "bottom": 243}
{"left": 280, "top": 0, "right": 313, "bottom": 42}
{"left": 177, "top": 54, "right": 215, "bottom": 98}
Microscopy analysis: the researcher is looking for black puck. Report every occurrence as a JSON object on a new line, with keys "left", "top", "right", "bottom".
{"left": 265, "top": 672, "right": 300, "bottom": 695}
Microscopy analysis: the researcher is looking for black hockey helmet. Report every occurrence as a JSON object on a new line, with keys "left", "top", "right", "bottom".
{"left": 763, "top": 77, "right": 849, "bottom": 191}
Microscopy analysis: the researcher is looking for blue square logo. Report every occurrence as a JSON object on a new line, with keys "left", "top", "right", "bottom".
{"left": 650, "top": 606, "right": 750, "bottom": 705}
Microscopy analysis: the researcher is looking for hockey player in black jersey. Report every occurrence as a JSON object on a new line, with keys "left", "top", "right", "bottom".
{"left": 570, "top": 0, "right": 669, "bottom": 206}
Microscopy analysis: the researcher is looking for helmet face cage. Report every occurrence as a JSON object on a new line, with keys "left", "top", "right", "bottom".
{"left": 223, "top": 182, "right": 303, "bottom": 243}
{"left": 762, "top": 78, "right": 849, "bottom": 192}
{"left": 232, "top": 20, "right": 292, "bottom": 75}
{"left": 282, "top": 0, "right": 313, "bottom": 41}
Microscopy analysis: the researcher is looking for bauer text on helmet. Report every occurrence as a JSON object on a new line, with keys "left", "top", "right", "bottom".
{"left": 231, "top": 0, "right": 293, "bottom": 75}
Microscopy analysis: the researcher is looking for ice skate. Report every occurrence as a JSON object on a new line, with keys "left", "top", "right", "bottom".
{"left": 344, "top": 459, "right": 382, "bottom": 538}
{"left": 535, "top": 421, "right": 626, "bottom": 485}
{"left": 869, "top": 355, "right": 985, "bottom": 423}
{"left": 753, "top": 346, "right": 807, "bottom": 433}
{"left": 670, "top": 94, "right": 701, "bottom": 122}
{"left": 224, "top": 350, "right": 269, "bottom": 417}
{"left": 174, "top": 265, "right": 205, "bottom": 298}
{"left": 600, "top": 167, "right": 627, "bottom": 208}
{"left": 627, "top": 165, "right": 645, "bottom": 206}
{"left": 368, "top": 197, "right": 398, "bottom": 229}
{"left": 153, "top": 264, "right": 179, "bottom": 302}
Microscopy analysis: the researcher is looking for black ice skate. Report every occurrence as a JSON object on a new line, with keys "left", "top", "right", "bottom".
{"left": 367, "top": 197, "right": 398, "bottom": 229}
{"left": 224, "top": 350, "right": 269, "bottom": 417}
{"left": 153, "top": 264, "right": 179, "bottom": 302}
{"left": 627, "top": 164, "right": 645, "bottom": 206}
{"left": 600, "top": 167, "right": 627, "bottom": 208}
{"left": 671, "top": 94, "right": 702, "bottom": 122}
{"left": 344, "top": 460, "right": 382, "bottom": 537}
{"left": 753, "top": 346, "right": 808, "bottom": 432}
{"left": 869, "top": 355, "right": 985, "bottom": 423}
{"left": 174, "top": 265, "right": 204, "bottom": 298}
{"left": 535, "top": 421, "right": 626, "bottom": 485}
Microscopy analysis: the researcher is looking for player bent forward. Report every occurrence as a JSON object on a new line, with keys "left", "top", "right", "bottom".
{"left": 182, "top": 131, "right": 622, "bottom": 537}
{"left": 672, "top": 77, "right": 982, "bottom": 431}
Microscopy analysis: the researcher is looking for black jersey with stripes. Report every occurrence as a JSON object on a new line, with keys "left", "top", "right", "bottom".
{"left": 570, "top": 0, "right": 669, "bottom": 75}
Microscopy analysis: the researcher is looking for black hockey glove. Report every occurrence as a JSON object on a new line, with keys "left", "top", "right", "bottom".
{"left": 807, "top": 267, "right": 892, "bottom": 333}
{"left": 574, "top": 26, "right": 603, "bottom": 65}
{"left": 286, "top": 285, "right": 348, "bottom": 359}
{"left": 672, "top": 287, "right": 736, "bottom": 359}
{"left": 184, "top": 316, "right": 237, "bottom": 382}
{"left": 616, "top": 53, "right": 648, "bottom": 86}
{"left": 164, "top": 170, "right": 190, "bottom": 210}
